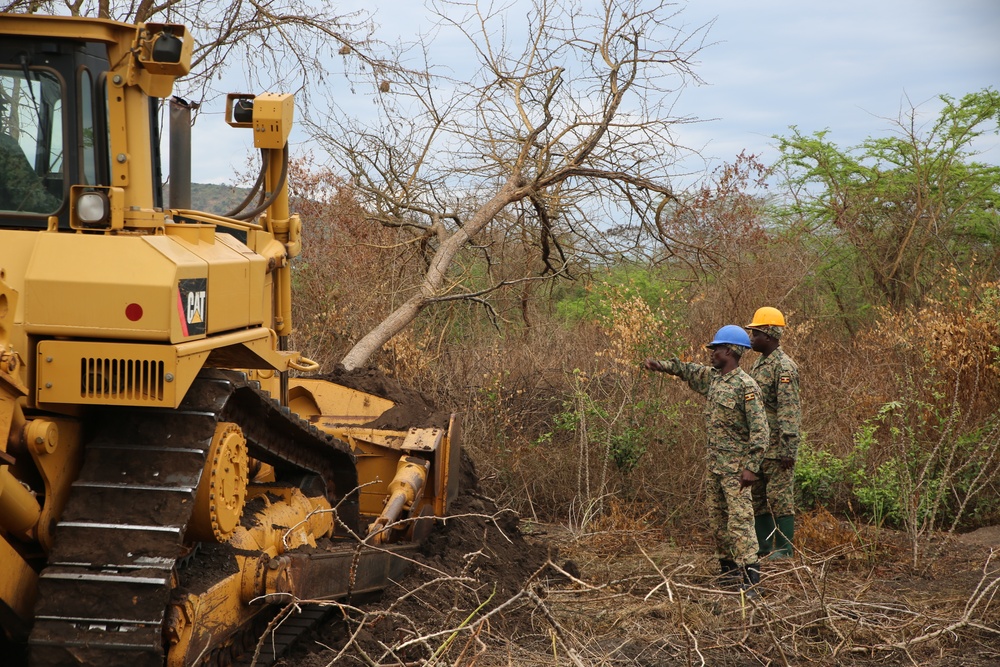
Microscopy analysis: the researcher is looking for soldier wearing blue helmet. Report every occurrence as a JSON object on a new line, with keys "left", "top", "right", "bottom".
{"left": 644, "top": 325, "right": 769, "bottom": 595}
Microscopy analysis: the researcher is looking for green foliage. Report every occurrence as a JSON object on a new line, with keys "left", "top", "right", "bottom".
{"left": 798, "top": 392, "right": 1000, "bottom": 536}
{"left": 973, "top": 285, "right": 1000, "bottom": 371}
{"left": 774, "top": 88, "right": 1000, "bottom": 316}
{"left": 607, "top": 426, "right": 647, "bottom": 474}
{"left": 554, "top": 267, "right": 683, "bottom": 325}
{"left": 606, "top": 396, "right": 673, "bottom": 475}
{"left": 534, "top": 393, "right": 650, "bottom": 475}
{"left": 842, "top": 388, "right": 1000, "bottom": 536}
{"left": 944, "top": 426, "right": 1000, "bottom": 527}
{"left": 532, "top": 397, "right": 581, "bottom": 447}
{"left": 794, "top": 439, "right": 848, "bottom": 510}
{"left": 847, "top": 402, "right": 907, "bottom": 526}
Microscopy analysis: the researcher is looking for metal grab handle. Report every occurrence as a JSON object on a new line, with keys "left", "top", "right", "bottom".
{"left": 287, "top": 356, "right": 319, "bottom": 372}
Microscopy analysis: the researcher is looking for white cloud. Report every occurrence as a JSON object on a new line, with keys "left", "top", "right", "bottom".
{"left": 176, "top": 0, "right": 1000, "bottom": 184}
{"left": 672, "top": 0, "right": 1000, "bottom": 172}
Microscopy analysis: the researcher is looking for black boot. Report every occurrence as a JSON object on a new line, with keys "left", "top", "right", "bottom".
{"left": 741, "top": 562, "right": 761, "bottom": 599}
{"left": 718, "top": 559, "right": 740, "bottom": 590}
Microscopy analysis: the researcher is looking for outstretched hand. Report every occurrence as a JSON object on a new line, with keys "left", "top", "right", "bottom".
{"left": 643, "top": 358, "right": 663, "bottom": 372}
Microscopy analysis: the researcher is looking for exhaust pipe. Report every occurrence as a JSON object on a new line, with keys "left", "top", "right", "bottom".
{"left": 169, "top": 96, "right": 199, "bottom": 209}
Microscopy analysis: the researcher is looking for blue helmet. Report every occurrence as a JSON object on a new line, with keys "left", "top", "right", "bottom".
{"left": 707, "top": 324, "right": 751, "bottom": 349}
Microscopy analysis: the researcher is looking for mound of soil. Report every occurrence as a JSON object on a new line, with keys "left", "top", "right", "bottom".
{"left": 273, "top": 453, "right": 552, "bottom": 666}
{"left": 313, "top": 365, "right": 451, "bottom": 429}
{"left": 400, "top": 451, "right": 549, "bottom": 604}
{"left": 270, "top": 372, "right": 552, "bottom": 664}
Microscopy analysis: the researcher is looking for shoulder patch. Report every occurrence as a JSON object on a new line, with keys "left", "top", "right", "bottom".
{"left": 779, "top": 375, "right": 792, "bottom": 384}
{"left": 745, "top": 391, "right": 757, "bottom": 402}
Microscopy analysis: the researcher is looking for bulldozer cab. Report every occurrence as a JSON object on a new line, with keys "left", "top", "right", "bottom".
{"left": 0, "top": 65, "right": 64, "bottom": 216}
{"left": 0, "top": 18, "right": 186, "bottom": 231}
{"left": 0, "top": 35, "right": 116, "bottom": 222}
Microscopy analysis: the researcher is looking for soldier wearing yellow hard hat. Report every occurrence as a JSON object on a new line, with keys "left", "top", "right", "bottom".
{"left": 745, "top": 307, "right": 801, "bottom": 559}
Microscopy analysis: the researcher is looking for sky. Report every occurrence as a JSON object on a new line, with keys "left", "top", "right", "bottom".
{"left": 183, "top": 0, "right": 1000, "bottom": 185}
{"left": 675, "top": 0, "right": 1000, "bottom": 175}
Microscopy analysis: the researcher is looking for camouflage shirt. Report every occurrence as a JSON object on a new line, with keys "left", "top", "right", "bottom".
{"left": 656, "top": 358, "right": 769, "bottom": 476}
{"left": 748, "top": 347, "right": 801, "bottom": 460}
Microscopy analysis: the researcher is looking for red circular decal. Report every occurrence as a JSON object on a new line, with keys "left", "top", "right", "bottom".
{"left": 125, "top": 303, "right": 143, "bottom": 321}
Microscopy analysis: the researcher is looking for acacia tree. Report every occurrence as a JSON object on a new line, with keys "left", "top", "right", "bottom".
{"left": 313, "top": 0, "right": 710, "bottom": 369}
{"left": 774, "top": 89, "right": 1000, "bottom": 314}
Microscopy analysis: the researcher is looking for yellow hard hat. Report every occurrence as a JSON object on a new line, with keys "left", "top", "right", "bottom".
{"left": 746, "top": 306, "right": 785, "bottom": 328}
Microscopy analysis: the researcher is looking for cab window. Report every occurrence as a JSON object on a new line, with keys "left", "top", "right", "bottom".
{"left": 0, "top": 68, "right": 64, "bottom": 214}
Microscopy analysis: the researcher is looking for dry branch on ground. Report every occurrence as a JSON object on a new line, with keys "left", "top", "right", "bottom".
{"left": 272, "top": 499, "right": 1000, "bottom": 667}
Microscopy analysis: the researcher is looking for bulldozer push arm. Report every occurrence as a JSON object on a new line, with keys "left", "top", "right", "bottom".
{"left": 0, "top": 13, "right": 459, "bottom": 666}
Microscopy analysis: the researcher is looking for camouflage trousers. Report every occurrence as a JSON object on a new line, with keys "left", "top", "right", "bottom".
{"left": 706, "top": 472, "right": 759, "bottom": 566}
{"left": 751, "top": 457, "right": 796, "bottom": 517}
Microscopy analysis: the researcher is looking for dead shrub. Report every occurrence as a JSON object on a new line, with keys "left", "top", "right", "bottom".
{"left": 797, "top": 507, "right": 864, "bottom": 556}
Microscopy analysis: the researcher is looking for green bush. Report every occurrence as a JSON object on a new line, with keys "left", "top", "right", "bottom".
{"left": 794, "top": 440, "right": 848, "bottom": 510}
{"left": 553, "top": 267, "right": 684, "bottom": 327}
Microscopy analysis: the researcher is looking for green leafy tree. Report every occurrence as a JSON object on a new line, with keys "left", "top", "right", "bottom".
{"left": 775, "top": 89, "right": 1000, "bottom": 314}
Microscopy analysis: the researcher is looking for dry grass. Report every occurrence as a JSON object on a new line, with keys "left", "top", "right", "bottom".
{"left": 528, "top": 521, "right": 1000, "bottom": 667}
{"left": 271, "top": 508, "right": 1000, "bottom": 667}
{"left": 284, "top": 178, "right": 1000, "bottom": 526}
{"left": 283, "top": 172, "right": 1000, "bottom": 576}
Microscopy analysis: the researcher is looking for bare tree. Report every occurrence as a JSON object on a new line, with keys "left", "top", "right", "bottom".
{"left": 312, "top": 0, "right": 711, "bottom": 369}
{"left": 1, "top": 0, "right": 405, "bottom": 108}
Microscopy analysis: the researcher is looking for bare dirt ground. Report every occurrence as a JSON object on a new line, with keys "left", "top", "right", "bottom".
{"left": 270, "top": 371, "right": 999, "bottom": 666}
{"left": 270, "top": 479, "right": 1000, "bottom": 667}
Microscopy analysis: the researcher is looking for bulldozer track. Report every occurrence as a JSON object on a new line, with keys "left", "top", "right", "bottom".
{"left": 232, "top": 603, "right": 331, "bottom": 667}
{"left": 27, "top": 370, "right": 360, "bottom": 667}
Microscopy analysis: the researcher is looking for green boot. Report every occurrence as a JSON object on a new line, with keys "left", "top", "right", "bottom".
{"left": 754, "top": 513, "right": 775, "bottom": 557}
{"left": 768, "top": 514, "right": 795, "bottom": 559}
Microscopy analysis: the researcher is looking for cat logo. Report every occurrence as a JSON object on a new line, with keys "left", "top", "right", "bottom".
{"left": 177, "top": 278, "right": 207, "bottom": 336}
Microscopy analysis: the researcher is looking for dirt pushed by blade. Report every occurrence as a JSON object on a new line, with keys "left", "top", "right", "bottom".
{"left": 312, "top": 365, "right": 451, "bottom": 429}
{"left": 272, "top": 452, "right": 553, "bottom": 666}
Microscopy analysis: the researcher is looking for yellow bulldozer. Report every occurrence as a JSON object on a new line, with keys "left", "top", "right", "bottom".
{"left": 0, "top": 13, "right": 460, "bottom": 666}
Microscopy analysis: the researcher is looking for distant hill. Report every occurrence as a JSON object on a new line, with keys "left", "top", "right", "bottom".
{"left": 162, "top": 182, "right": 251, "bottom": 216}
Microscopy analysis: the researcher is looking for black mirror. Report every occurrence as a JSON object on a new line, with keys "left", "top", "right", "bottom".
{"left": 233, "top": 99, "right": 254, "bottom": 124}
{"left": 151, "top": 32, "right": 182, "bottom": 64}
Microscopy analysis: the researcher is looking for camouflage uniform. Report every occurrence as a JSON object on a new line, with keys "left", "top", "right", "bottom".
{"left": 655, "top": 358, "right": 769, "bottom": 566}
{"left": 749, "top": 347, "right": 800, "bottom": 517}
